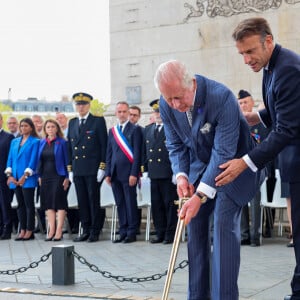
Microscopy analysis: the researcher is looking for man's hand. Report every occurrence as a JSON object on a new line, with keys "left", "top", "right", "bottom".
{"left": 215, "top": 158, "right": 247, "bottom": 186}
{"left": 105, "top": 176, "right": 111, "bottom": 186}
{"left": 179, "top": 194, "right": 202, "bottom": 225}
{"left": 129, "top": 175, "right": 137, "bottom": 186}
{"left": 176, "top": 176, "right": 194, "bottom": 198}
{"left": 243, "top": 111, "right": 260, "bottom": 126}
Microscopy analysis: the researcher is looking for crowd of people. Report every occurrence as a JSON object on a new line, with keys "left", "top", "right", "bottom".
{"left": 0, "top": 16, "right": 299, "bottom": 300}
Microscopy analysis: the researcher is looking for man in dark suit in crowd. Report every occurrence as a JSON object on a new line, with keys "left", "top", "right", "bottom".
{"left": 215, "top": 18, "right": 300, "bottom": 300}
{"left": 143, "top": 99, "right": 177, "bottom": 244}
{"left": 0, "top": 114, "right": 14, "bottom": 239}
{"left": 105, "top": 101, "right": 143, "bottom": 244}
{"left": 237, "top": 89, "right": 275, "bottom": 247}
{"left": 67, "top": 92, "right": 107, "bottom": 242}
{"left": 0, "top": 114, "right": 14, "bottom": 240}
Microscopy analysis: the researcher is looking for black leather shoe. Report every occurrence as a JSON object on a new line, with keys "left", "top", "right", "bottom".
{"left": 123, "top": 236, "right": 136, "bottom": 243}
{"left": 287, "top": 242, "right": 295, "bottom": 248}
{"left": 73, "top": 233, "right": 89, "bottom": 242}
{"left": 0, "top": 233, "right": 11, "bottom": 240}
{"left": 241, "top": 238, "right": 251, "bottom": 245}
{"left": 87, "top": 235, "right": 99, "bottom": 243}
{"left": 250, "top": 240, "right": 260, "bottom": 247}
{"left": 150, "top": 237, "right": 164, "bottom": 244}
{"left": 15, "top": 236, "right": 24, "bottom": 241}
{"left": 284, "top": 295, "right": 291, "bottom": 300}
{"left": 113, "top": 236, "right": 126, "bottom": 243}
{"left": 163, "top": 239, "right": 174, "bottom": 245}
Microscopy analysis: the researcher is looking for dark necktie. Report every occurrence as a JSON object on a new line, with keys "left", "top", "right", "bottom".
{"left": 79, "top": 118, "right": 85, "bottom": 132}
{"left": 154, "top": 124, "right": 161, "bottom": 138}
{"left": 119, "top": 125, "right": 123, "bottom": 132}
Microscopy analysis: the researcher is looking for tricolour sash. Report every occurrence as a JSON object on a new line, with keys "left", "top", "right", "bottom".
{"left": 111, "top": 125, "right": 134, "bottom": 163}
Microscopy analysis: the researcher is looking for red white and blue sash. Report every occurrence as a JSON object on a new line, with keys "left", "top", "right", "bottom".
{"left": 111, "top": 125, "right": 134, "bottom": 163}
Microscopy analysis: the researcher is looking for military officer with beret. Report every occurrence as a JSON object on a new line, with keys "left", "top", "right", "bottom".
{"left": 143, "top": 99, "right": 177, "bottom": 244}
{"left": 67, "top": 92, "right": 108, "bottom": 242}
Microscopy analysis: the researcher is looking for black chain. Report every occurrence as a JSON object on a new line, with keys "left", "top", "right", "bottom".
{"left": 0, "top": 251, "right": 52, "bottom": 275}
{"left": 72, "top": 250, "right": 188, "bottom": 283}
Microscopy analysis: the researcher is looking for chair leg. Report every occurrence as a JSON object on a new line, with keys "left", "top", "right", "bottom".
{"left": 145, "top": 206, "right": 151, "bottom": 241}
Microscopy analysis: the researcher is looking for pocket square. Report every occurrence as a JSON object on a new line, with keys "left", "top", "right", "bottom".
{"left": 200, "top": 123, "right": 211, "bottom": 134}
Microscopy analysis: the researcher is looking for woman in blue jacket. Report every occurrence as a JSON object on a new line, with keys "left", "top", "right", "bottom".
{"left": 5, "top": 118, "right": 39, "bottom": 241}
{"left": 37, "top": 119, "right": 69, "bottom": 241}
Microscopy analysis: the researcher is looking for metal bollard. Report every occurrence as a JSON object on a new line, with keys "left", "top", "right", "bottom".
{"left": 52, "top": 245, "right": 75, "bottom": 285}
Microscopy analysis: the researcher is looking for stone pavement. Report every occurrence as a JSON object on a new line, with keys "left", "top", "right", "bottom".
{"left": 0, "top": 229, "right": 295, "bottom": 300}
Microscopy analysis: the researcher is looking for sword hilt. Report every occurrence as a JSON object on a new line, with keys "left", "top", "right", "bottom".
{"left": 174, "top": 197, "right": 189, "bottom": 209}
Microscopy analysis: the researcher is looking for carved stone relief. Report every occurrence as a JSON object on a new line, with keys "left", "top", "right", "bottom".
{"left": 183, "top": 0, "right": 299, "bottom": 22}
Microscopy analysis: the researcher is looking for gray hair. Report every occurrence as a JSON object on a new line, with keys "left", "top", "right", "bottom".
{"left": 154, "top": 60, "right": 194, "bottom": 91}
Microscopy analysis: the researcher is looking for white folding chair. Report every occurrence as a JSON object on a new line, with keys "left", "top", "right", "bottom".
{"left": 138, "top": 177, "right": 152, "bottom": 241}
{"left": 100, "top": 181, "right": 117, "bottom": 241}
{"left": 260, "top": 169, "right": 287, "bottom": 244}
{"left": 34, "top": 188, "right": 45, "bottom": 234}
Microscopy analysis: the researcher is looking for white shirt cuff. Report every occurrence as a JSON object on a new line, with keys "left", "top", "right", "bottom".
{"left": 196, "top": 182, "right": 216, "bottom": 199}
{"left": 242, "top": 155, "right": 257, "bottom": 172}
{"left": 4, "top": 167, "right": 12, "bottom": 174}
{"left": 176, "top": 172, "right": 189, "bottom": 180}
{"left": 24, "top": 168, "right": 33, "bottom": 176}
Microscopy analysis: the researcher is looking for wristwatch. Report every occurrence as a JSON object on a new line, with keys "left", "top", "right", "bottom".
{"left": 195, "top": 191, "right": 208, "bottom": 204}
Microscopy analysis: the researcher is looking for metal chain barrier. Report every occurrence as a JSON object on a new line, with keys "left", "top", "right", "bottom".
{"left": 72, "top": 250, "right": 188, "bottom": 283}
{"left": 0, "top": 251, "right": 52, "bottom": 275}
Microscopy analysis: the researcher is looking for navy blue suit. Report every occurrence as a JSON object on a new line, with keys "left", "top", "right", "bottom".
{"left": 105, "top": 122, "right": 143, "bottom": 238}
{"left": 0, "top": 130, "right": 14, "bottom": 236}
{"left": 160, "top": 75, "right": 264, "bottom": 300}
{"left": 248, "top": 44, "right": 300, "bottom": 297}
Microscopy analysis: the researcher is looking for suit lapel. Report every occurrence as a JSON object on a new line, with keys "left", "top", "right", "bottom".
{"left": 18, "top": 136, "right": 31, "bottom": 158}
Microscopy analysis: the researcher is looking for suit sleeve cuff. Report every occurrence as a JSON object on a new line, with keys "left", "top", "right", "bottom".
{"left": 242, "top": 155, "right": 257, "bottom": 172}
{"left": 196, "top": 182, "right": 216, "bottom": 199}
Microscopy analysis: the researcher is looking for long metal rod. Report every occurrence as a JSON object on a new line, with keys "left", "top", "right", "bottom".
{"left": 161, "top": 198, "right": 187, "bottom": 300}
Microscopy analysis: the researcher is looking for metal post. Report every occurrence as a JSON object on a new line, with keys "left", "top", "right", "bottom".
{"left": 52, "top": 245, "right": 75, "bottom": 285}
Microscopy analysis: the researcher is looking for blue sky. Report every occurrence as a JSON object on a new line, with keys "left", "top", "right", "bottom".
{"left": 0, "top": 0, "right": 110, "bottom": 103}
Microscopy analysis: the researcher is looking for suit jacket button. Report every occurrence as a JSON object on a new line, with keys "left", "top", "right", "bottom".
{"left": 83, "top": 156, "right": 86, "bottom": 158}
{"left": 157, "top": 159, "right": 161, "bottom": 162}
{"left": 150, "top": 149, "right": 153, "bottom": 152}
{"left": 158, "top": 148, "right": 161, "bottom": 151}
{"left": 74, "top": 147, "right": 78, "bottom": 150}
{"left": 149, "top": 159, "right": 152, "bottom": 162}
{"left": 82, "top": 146, "right": 85, "bottom": 149}
{"left": 75, "top": 156, "right": 78, "bottom": 159}
{"left": 88, "top": 136, "right": 91, "bottom": 139}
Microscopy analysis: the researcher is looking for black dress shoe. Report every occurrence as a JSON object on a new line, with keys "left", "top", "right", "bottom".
{"left": 0, "top": 233, "right": 11, "bottom": 240}
{"left": 287, "top": 242, "right": 295, "bottom": 248}
{"left": 163, "top": 239, "right": 174, "bottom": 245}
{"left": 15, "top": 236, "right": 24, "bottom": 241}
{"left": 150, "top": 237, "right": 164, "bottom": 244}
{"left": 23, "top": 234, "right": 35, "bottom": 241}
{"left": 123, "top": 236, "right": 136, "bottom": 243}
{"left": 113, "top": 236, "right": 126, "bottom": 243}
{"left": 241, "top": 238, "right": 251, "bottom": 245}
{"left": 73, "top": 233, "right": 89, "bottom": 242}
{"left": 87, "top": 235, "right": 99, "bottom": 243}
{"left": 284, "top": 295, "right": 291, "bottom": 300}
{"left": 250, "top": 240, "right": 260, "bottom": 247}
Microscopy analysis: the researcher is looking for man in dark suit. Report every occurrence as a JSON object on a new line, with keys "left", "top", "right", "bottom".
{"left": 0, "top": 114, "right": 14, "bottom": 239}
{"left": 154, "top": 60, "right": 263, "bottom": 300}
{"left": 215, "top": 18, "right": 300, "bottom": 300}
{"left": 67, "top": 92, "right": 107, "bottom": 242}
{"left": 105, "top": 101, "right": 143, "bottom": 243}
{"left": 237, "top": 89, "right": 274, "bottom": 247}
{"left": 143, "top": 99, "right": 177, "bottom": 244}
